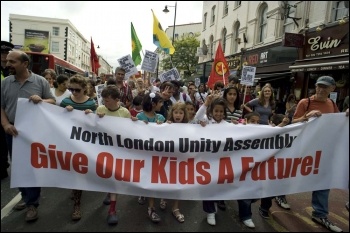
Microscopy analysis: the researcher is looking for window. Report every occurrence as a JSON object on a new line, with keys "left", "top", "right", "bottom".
{"left": 259, "top": 6, "right": 268, "bottom": 43}
{"left": 51, "top": 41, "right": 59, "bottom": 52}
{"left": 52, "top": 27, "right": 59, "bottom": 36}
{"left": 234, "top": 1, "right": 241, "bottom": 8}
{"left": 233, "top": 22, "right": 240, "bottom": 53}
{"left": 283, "top": 2, "right": 297, "bottom": 33}
{"left": 210, "top": 35, "right": 214, "bottom": 57}
{"left": 222, "top": 28, "right": 227, "bottom": 53}
{"left": 223, "top": 1, "right": 229, "bottom": 16}
{"left": 332, "top": 1, "right": 349, "bottom": 21}
{"left": 202, "top": 39, "right": 207, "bottom": 55}
{"left": 203, "top": 13, "right": 207, "bottom": 30}
{"left": 211, "top": 6, "right": 216, "bottom": 24}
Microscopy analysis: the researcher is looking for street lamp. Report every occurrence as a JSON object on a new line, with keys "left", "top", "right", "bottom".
{"left": 163, "top": 1, "right": 177, "bottom": 46}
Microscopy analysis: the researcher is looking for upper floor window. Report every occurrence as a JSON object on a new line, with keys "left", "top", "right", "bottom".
{"left": 211, "top": 6, "right": 216, "bottom": 24}
{"left": 233, "top": 22, "right": 240, "bottom": 53}
{"left": 203, "top": 13, "right": 207, "bottom": 30}
{"left": 52, "top": 27, "right": 59, "bottom": 36}
{"left": 223, "top": 1, "right": 229, "bottom": 16}
{"left": 332, "top": 1, "right": 349, "bottom": 21}
{"left": 259, "top": 6, "right": 268, "bottom": 43}
{"left": 210, "top": 35, "right": 214, "bottom": 57}
{"left": 234, "top": 1, "right": 241, "bottom": 8}
{"left": 222, "top": 28, "right": 227, "bottom": 53}
{"left": 51, "top": 41, "right": 59, "bottom": 52}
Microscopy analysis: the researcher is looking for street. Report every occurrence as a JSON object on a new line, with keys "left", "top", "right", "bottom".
{"left": 2, "top": 173, "right": 349, "bottom": 232}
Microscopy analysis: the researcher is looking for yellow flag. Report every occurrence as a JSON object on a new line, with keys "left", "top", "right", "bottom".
{"left": 152, "top": 10, "right": 175, "bottom": 55}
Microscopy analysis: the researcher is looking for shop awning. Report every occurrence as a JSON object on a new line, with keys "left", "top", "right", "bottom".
{"left": 289, "top": 56, "right": 349, "bottom": 72}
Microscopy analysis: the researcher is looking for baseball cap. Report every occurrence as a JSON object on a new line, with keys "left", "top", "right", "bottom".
{"left": 316, "top": 76, "right": 335, "bottom": 86}
{"left": 1, "top": 41, "right": 14, "bottom": 53}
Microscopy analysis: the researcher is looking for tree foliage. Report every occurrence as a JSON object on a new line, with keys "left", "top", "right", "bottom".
{"left": 161, "top": 34, "right": 200, "bottom": 79}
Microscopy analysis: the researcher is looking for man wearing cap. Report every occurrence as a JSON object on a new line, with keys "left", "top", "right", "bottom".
{"left": 292, "top": 76, "right": 344, "bottom": 232}
{"left": 1, "top": 41, "right": 14, "bottom": 80}
{"left": 0, "top": 41, "right": 14, "bottom": 180}
{"left": 1, "top": 50, "right": 55, "bottom": 222}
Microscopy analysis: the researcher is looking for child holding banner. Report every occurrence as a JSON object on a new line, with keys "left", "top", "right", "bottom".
{"left": 136, "top": 92, "right": 166, "bottom": 223}
{"left": 194, "top": 93, "right": 230, "bottom": 226}
{"left": 162, "top": 102, "right": 190, "bottom": 223}
{"left": 237, "top": 111, "right": 262, "bottom": 228}
{"left": 89, "top": 85, "right": 135, "bottom": 225}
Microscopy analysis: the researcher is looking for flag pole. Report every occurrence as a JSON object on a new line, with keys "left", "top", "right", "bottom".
{"left": 221, "top": 63, "right": 225, "bottom": 86}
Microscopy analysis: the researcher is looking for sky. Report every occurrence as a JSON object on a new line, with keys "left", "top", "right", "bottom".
{"left": 1, "top": 1, "right": 203, "bottom": 70}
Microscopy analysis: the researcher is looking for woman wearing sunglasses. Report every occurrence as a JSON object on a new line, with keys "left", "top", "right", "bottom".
{"left": 60, "top": 74, "right": 97, "bottom": 221}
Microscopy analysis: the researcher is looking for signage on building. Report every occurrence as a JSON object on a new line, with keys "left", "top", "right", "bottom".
{"left": 242, "top": 45, "right": 298, "bottom": 67}
{"left": 290, "top": 63, "right": 349, "bottom": 72}
{"left": 226, "top": 56, "right": 240, "bottom": 69}
{"left": 23, "top": 29, "right": 50, "bottom": 54}
{"left": 304, "top": 22, "right": 349, "bottom": 59}
{"left": 282, "top": 33, "right": 304, "bottom": 48}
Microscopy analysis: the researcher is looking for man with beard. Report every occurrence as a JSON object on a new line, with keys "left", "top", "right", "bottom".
{"left": 1, "top": 50, "right": 55, "bottom": 222}
{"left": 0, "top": 41, "right": 14, "bottom": 179}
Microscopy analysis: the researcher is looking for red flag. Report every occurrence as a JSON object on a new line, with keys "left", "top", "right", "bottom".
{"left": 90, "top": 38, "right": 101, "bottom": 74}
{"left": 207, "top": 42, "right": 229, "bottom": 89}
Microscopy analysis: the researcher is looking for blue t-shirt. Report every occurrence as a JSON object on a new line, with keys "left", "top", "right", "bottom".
{"left": 246, "top": 98, "right": 273, "bottom": 125}
{"left": 136, "top": 112, "right": 165, "bottom": 123}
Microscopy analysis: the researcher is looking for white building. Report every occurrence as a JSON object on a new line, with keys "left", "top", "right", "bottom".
{"left": 9, "top": 14, "right": 112, "bottom": 76}
{"left": 199, "top": 1, "right": 349, "bottom": 103}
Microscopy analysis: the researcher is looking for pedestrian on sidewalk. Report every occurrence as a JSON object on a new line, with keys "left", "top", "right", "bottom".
{"left": 292, "top": 76, "right": 344, "bottom": 232}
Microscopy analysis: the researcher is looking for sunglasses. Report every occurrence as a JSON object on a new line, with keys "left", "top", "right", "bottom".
{"left": 68, "top": 88, "right": 82, "bottom": 93}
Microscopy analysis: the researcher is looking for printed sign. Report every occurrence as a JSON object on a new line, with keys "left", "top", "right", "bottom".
{"left": 240, "top": 66, "right": 256, "bottom": 86}
{"left": 159, "top": 68, "right": 180, "bottom": 83}
{"left": 195, "top": 78, "right": 201, "bottom": 87}
{"left": 95, "top": 84, "right": 105, "bottom": 106}
{"left": 23, "top": 29, "right": 50, "bottom": 54}
{"left": 117, "top": 54, "right": 138, "bottom": 79}
{"left": 141, "top": 50, "right": 158, "bottom": 73}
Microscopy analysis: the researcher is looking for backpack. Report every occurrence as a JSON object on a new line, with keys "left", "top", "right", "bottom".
{"left": 306, "top": 97, "right": 337, "bottom": 112}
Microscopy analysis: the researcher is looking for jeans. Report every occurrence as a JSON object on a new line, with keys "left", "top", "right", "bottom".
{"left": 312, "top": 189, "right": 329, "bottom": 218}
{"left": 6, "top": 134, "right": 41, "bottom": 207}
{"left": 238, "top": 199, "right": 253, "bottom": 221}
{"left": 260, "top": 197, "right": 273, "bottom": 212}
{"left": 19, "top": 187, "right": 41, "bottom": 207}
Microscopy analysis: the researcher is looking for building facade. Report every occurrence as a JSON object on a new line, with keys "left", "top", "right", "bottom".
{"left": 198, "top": 1, "right": 349, "bottom": 104}
{"left": 9, "top": 14, "right": 112, "bottom": 77}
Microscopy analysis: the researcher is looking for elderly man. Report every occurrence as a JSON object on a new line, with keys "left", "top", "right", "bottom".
{"left": 292, "top": 76, "right": 344, "bottom": 232}
{"left": 1, "top": 50, "right": 55, "bottom": 222}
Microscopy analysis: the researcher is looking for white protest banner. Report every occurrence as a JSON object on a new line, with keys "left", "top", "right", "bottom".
{"left": 159, "top": 68, "right": 180, "bottom": 83}
{"left": 95, "top": 84, "right": 105, "bottom": 106}
{"left": 240, "top": 66, "right": 256, "bottom": 86}
{"left": 141, "top": 50, "right": 158, "bottom": 73}
{"left": 117, "top": 54, "right": 138, "bottom": 79}
{"left": 12, "top": 99, "right": 349, "bottom": 200}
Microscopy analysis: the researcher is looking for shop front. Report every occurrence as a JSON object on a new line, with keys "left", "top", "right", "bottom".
{"left": 289, "top": 22, "right": 349, "bottom": 110}
{"left": 241, "top": 42, "right": 299, "bottom": 103}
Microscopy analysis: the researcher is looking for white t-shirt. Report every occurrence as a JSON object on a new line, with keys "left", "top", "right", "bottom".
{"left": 50, "top": 88, "right": 71, "bottom": 106}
